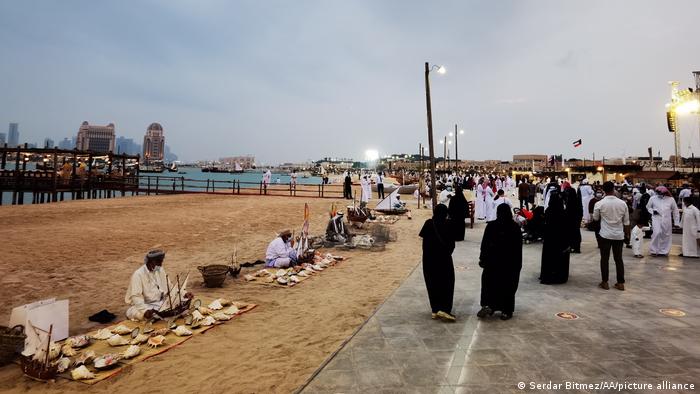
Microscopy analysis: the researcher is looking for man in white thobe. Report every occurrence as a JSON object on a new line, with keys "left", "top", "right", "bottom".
{"left": 266, "top": 229, "right": 298, "bottom": 268}
{"left": 125, "top": 250, "right": 191, "bottom": 321}
{"left": 678, "top": 184, "right": 691, "bottom": 209}
{"left": 681, "top": 197, "right": 700, "bottom": 258}
{"left": 360, "top": 175, "right": 371, "bottom": 203}
{"left": 647, "top": 186, "right": 680, "bottom": 256}
{"left": 579, "top": 180, "right": 594, "bottom": 223}
{"left": 488, "top": 190, "right": 512, "bottom": 221}
{"left": 475, "top": 180, "right": 487, "bottom": 220}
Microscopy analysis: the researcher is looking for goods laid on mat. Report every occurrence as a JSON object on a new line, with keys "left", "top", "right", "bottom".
{"left": 33, "top": 299, "right": 256, "bottom": 385}
{"left": 243, "top": 253, "right": 346, "bottom": 287}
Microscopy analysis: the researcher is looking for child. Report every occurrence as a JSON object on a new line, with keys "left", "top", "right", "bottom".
{"left": 631, "top": 223, "right": 649, "bottom": 258}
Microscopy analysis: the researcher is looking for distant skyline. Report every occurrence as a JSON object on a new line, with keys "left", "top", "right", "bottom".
{"left": 1, "top": 1, "right": 699, "bottom": 164}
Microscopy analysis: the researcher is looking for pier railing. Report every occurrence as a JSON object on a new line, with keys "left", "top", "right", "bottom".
{"left": 138, "top": 175, "right": 344, "bottom": 198}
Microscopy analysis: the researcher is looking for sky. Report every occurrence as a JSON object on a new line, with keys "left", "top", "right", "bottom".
{"left": 1, "top": 0, "right": 699, "bottom": 164}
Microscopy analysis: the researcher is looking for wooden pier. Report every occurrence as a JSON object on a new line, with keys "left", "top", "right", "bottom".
{"left": 0, "top": 144, "right": 140, "bottom": 205}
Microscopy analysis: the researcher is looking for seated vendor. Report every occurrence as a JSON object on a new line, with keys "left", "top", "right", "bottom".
{"left": 124, "top": 249, "right": 192, "bottom": 321}
{"left": 265, "top": 229, "right": 298, "bottom": 268}
{"left": 326, "top": 212, "right": 352, "bottom": 243}
{"left": 393, "top": 195, "right": 406, "bottom": 210}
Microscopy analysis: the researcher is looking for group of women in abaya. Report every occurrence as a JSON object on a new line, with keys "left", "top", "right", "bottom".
{"left": 539, "top": 183, "right": 583, "bottom": 285}
{"left": 420, "top": 190, "right": 522, "bottom": 321}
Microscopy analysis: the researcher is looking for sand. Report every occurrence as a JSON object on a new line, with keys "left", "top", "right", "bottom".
{"left": 0, "top": 192, "right": 430, "bottom": 393}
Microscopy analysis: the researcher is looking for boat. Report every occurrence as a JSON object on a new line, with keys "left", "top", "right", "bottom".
{"left": 140, "top": 165, "right": 165, "bottom": 173}
{"left": 20, "top": 321, "right": 58, "bottom": 382}
{"left": 374, "top": 189, "right": 409, "bottom": 215}
{"left": 231, "top": 163, "right": 244, "bottom": 174}
{"left": 166, "top": 163, "right": 178, "bottom": 172}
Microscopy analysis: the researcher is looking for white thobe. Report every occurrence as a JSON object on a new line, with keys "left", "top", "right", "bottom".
{"left": 360, "top": 178, "right": 371, "bottom": 202}
{"left": 475, "top": 184, "right": 487, "bottom": 219}
{"left": 483, "top": 187, "right": 496, "bottom": 221}
{"left": 579, "top": 184, "right": 594, "bottom": 222}
{"left": 679, "top": 188, "right": 691, "bottom": 208}
{"left": 647, "top": 195, "right": 680, "bottom": 255}
{"left": 488, "top": 197, "right": 512, "bottom": 221}
{"left": 631, "top": 225, "right": 645, "bottom": 256}
{"left": 263, "top": 171, "right": 272, "bottom": 185}
{"left": 125, "top": 265, "right": 186, "bottom": 321}
{"left": 265, "top": 237, "right": 297, "bottom": 268}
{"left": 681, "top": 204, "right": 700, "bottom": 257}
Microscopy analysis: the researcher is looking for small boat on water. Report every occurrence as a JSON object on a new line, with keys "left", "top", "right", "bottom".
{"left": 166, "top": 163, "right": 178, "bottom": 172}
{"left": 140, "top": 165, "right": 165, "bottom": 173}
{"left": 231, "top": 163, "right": 244, "bottom": 174}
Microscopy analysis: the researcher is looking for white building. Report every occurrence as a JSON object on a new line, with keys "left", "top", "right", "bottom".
{"left": 76, "top": 121, "right": 116, "bottom": 152}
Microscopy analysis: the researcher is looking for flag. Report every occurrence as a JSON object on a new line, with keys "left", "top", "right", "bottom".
{"left": 573, "top": 139, "right": 582, "bottom": 148}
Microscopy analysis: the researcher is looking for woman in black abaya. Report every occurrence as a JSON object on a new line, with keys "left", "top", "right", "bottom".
{"left": 540, "top": 191, "right": 571, "bottom": 284}
{"left": 419, "top": 204, "right": 456, "bottom": 322}
{"left": 478, "top": 204, "right": 523, "bottom": 320}
{"left": 448, "top": 186, "right": 470, "bottom": 241}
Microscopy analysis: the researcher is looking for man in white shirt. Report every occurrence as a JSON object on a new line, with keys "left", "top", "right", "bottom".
{"left": 593, "top": 181, "right": 630, "bottom": 291}
{"left": 125, "top": 250, "right": 192, "bottom": 321}
{"left": 265, "top": 229, "right": 298, "bottom": 268}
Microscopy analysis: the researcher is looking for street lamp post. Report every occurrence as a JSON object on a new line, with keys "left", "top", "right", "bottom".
{"left": 440, "top": 136, "right": 452, "bottom": 170}
{"left": 424, "top": 62, "right": 445, "bottom": 208}
{"left": 454, "top": 124, "right": 464, "bottom": 169}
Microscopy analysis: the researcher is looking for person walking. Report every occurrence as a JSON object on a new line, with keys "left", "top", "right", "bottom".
{"left": 343, "top": 172, "right": 352, "bottom": 199}
{"left": 593, "top": 181, "right": 630, "bottom": 291}
{"left": 419, "top": 204, "right": 456, "bottom": 322}
{"left": 680, "top": 197, "right": 700, "bottom": 258}
{"left": 518, "top": 179, "right": 530, "bottom": 209}
{"left": 540, "top": 191, "right": 571, "bottom": 284}
{"left": 478, "top": 204, "right": 522, "bottom": 320}
{"left": 647, "top": 186, "right": 679, "bottom": 256}
{"left": 447, "top": 186, "right": 470, "bottom": 241}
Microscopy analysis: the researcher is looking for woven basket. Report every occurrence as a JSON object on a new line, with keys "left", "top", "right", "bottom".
{"left": 197, "top": 265, "right": 229, "bottom": 287}
{"left": 0, "top": 325, "right": 26, "bottom": 366}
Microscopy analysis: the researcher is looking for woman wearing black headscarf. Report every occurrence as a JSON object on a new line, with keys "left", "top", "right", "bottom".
{"left": 478, "top": 204, "right": 522, "bottom": 320}
{"left": 448, "top": 186, "right": 470, "bottom": 241}
{"left": 419, "top": 204, "right": 456, "bottom": 322}
{"left": 540, "top": 192, "right": 571, "bottom": 284}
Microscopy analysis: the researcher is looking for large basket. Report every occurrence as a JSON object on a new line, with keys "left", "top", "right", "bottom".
{"left": 0, "top": 325, "right": 26, "bottom": 366}
{"left": 197, "top": 265, "right": 229, "bottom": 288}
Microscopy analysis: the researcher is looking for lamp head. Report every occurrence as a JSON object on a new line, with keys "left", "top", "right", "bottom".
{"left": 437, "top": 66, "right": 446, "bottom": 74}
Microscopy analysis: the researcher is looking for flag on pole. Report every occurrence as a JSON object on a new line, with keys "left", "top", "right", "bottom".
{"left": 573, "top": 139, "right": 582, "bottom": 148}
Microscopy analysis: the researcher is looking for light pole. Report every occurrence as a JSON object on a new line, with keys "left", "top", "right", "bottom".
{"left": 454, "top": 124, "right": 464, "bottom": 168}
{"left": 666, "top": 80, "right": 700, "bottom": 169}
{"left": 439, "top": 137, "right": 452, "bottom": 170}
{"left": 424, "top": 62, "right": 445, "bottom": 208}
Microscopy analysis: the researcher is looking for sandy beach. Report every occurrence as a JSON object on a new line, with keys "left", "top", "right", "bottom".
{"left": 0, "top": 192, "right": 429, "bottom": 393}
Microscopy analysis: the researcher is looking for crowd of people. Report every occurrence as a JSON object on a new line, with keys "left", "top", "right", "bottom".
{"left": 418, "top": 172, "right": 699, "bottom": 322}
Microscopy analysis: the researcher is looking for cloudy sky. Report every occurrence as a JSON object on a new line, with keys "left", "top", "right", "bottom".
{"left": 1, "top": 1, "right": 699, "bottom": 164}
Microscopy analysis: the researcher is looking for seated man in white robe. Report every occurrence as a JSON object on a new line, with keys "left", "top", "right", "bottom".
{"left": 125, "top": 250, "right": 192, "bottom": 321}
{"left": 265, "top": 229, "right": 298, "bottom": 268}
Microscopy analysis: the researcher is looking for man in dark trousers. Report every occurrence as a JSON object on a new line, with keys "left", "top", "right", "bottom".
{"left": 375, "top": 171, "right": 385, "bottom": 199}
{"left": 343, "top": 173, "right": 352, "bottom": 199}
{"left": 593, "top": 181, "right": 630, "bottom": 291}
{"left": 518, "top": 179, "right": 530, "bottom": 209}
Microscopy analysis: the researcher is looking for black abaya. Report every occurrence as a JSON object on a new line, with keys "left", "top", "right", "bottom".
{"left": 568, "top": 187, "right": 583, "bottom": 252}
{"left": 478, "top": 204, "right": 522, "bottom": 314}
{"left": 540, "top": 192, "right": 570, "bottom": 284}
{"left": 419, "top": 205, "right": 456, "bottom": 314}
{"left": 448, "top": 188, "right": 470, "bottom": 241}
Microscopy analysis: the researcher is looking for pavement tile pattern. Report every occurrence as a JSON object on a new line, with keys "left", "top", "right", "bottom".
{"left": 303, "top": 225, "right": 700, "bottom": 394}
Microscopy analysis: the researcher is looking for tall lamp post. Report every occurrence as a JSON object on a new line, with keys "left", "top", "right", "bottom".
{"left": 439, "top": 137, "right": 452, "bottom": 170}
{"left": 424, "top": 62, "right": 445, "bottom": 208}
{"left": 453, "top": 125, "right": 464, "bottom": 168}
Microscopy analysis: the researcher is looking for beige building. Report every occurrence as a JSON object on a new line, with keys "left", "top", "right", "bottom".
{"left": 220, "top": 155, "right": 256, "bottom": 169}
{"left": 143, "top": 123, "right": 165, "bottom": 163}
{"left": 76, "top": 121, "right": 116, "bottom": 152}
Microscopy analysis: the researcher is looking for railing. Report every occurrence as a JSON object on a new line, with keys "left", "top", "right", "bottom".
{"left": 138, "top": 175, "right": 344, "bottom": 198}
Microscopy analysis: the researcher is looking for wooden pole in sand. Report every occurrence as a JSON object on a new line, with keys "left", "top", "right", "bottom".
{"left": 165, "top": 275, "right": 173, "bottom": 310}
{"left": 176, "top": 274, "right": 182, "bottom": 307}
{"left": 424, "top": 62, "right": 438, "bottom": 208}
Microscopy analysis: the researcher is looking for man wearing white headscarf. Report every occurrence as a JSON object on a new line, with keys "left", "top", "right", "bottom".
{"left": 647, "top": 186, "right": 680, "bottom": 256}
{"left": 579, "top": 179, "right": 594, "bottom": 223}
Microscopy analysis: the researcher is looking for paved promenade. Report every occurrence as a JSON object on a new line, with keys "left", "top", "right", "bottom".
{"left": 303, "top": 225, "right": 700, "bottom": 393}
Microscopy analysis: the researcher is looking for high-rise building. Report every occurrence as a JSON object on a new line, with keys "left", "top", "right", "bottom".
{"left": 0, "top": 132, "right": 6, "bottom": 145}
{"left": 8, "top": 123, "right": 19, "bottom": 147}
{"left": 44, "top": 138, "right": 55, "bottom": 148}
{"left": 116, "top": 136, "right": 141, "bottom": 156}
{"left": 143, "top": 123, "right": 165, "bottom": 163}
{"left": 58, "top": 137, "right": 75, "bottom": 150}
{"left": 76, "top": 121, "right": 115, "bottom": 152}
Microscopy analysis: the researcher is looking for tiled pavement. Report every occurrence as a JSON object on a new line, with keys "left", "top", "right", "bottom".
{"left": 302, "top": 224, "right": 700, "bottom": 393}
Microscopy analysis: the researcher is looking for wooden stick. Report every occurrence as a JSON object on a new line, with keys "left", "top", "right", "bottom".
{"left": 176, "top": 274, "right": 182, "bottom": 306}
{"left": 165, "top": 275, "right": 173, "bottom": 310}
